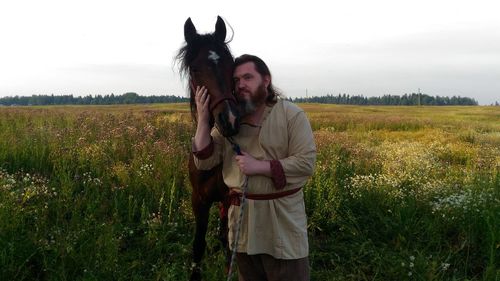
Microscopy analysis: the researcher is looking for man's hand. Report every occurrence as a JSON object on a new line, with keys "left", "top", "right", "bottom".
{"left": 193, "top": 86, "right": 211, "bottom": 151}
{"left": 194, "top": 86, "right": 210, "bottom": 125}
{"left": 235, "top": 151, "right": 271, "bottom": 177}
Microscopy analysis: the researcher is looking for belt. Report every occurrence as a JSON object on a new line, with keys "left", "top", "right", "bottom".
{"left": 228, "top": 187, "right": 302, "bottom": 206}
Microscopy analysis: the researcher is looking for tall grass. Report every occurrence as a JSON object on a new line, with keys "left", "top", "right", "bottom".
{"left": 0, "top": 104, "right": 498, "bottom": 280}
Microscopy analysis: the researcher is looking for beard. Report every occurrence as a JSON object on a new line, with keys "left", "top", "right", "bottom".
{"left": 237, "top": 83, "right": 268, "bottom": 115}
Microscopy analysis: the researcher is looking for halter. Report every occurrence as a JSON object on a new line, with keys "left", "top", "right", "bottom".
{"left": 209, "top": 94, "right": 237, "bottom": 112}
{"left": 190, "top": 79, "right": 238, "bottom": 112}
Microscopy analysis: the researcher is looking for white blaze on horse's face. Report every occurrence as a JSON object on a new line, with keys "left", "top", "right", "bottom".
{"left": 208, "top": 50, "right": 220, "bottom": 65}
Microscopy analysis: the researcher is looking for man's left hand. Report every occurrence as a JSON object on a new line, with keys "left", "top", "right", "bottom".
{"left": 235, "top": 152, "right": 271, "bottom": 176}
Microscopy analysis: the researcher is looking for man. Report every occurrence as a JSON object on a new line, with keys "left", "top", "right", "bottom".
{"left": 192, "top": 54, "right": 316, "bottom": 281}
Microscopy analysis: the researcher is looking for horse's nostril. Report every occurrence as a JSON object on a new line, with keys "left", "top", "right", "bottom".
{"left": 234, "top": 116, "right": 240, "bottom": 130}
{"left": 218, "top": 112, "right": 227, "bottom": 126}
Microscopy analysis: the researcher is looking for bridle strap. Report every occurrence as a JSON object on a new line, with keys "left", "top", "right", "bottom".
{"left": 209, "top": 95, "right": 237, "bottom": 112}
{"left": 191, "top": 79, "right": 237, "bottom": 112}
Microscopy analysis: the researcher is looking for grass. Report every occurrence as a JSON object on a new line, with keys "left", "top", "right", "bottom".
{"left": 0, "top": 103, "right": 499, "bottom": 280}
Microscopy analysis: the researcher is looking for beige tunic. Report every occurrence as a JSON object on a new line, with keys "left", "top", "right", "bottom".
{"left": 193, "top": 99, "right": 316, "bottom": 259}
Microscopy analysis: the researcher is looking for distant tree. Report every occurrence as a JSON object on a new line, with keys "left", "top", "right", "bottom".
{"left": 123, "top": 92, "right": 138, "bottom": 104}
{"left": 2, "top": 92, "right": 479, "bottom": 106}
{"left": 0, "top": 93, "right": 189, "bottom": 106}
{"left": 292, "top": 93, "right": 478, "bottom": 106}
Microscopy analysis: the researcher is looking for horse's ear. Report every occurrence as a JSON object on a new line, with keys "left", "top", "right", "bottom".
{"left": 214, "top": 16, "right": 226, "bottom": 43}
{"left": 184, "top": 17, "right": 197, "bottom": 43}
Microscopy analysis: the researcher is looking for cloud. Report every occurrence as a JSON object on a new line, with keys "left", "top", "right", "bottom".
{"left": 268, "top": 25, "right": 500, "bottom": 104}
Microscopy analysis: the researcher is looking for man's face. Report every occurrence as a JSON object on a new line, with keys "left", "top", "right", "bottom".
{"left": 233, "top": 62, "right": 270, "bottom": 114}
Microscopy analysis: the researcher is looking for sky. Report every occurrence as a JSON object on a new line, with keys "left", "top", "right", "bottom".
{"left": 1, "top": 0, "right": 499, "bottom": 105}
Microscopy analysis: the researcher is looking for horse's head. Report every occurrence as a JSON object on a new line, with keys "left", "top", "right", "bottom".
{"left": 176, "top": 16, "right": 240, "bottom": 137}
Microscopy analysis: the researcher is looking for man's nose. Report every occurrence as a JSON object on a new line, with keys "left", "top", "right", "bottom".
{"left": 236, "top": 80, "right": 245, "bottom": 89}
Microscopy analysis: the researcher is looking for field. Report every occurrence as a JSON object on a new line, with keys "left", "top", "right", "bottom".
{"left": 0, "top": 103, "right": 499, "bottom": 280}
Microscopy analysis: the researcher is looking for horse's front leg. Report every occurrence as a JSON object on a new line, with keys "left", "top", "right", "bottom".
{"left": 190, "top": 198, "right": 211, "bottom": 281}
{"left": 217, "top": 201, "right": 230, "bottom": 274}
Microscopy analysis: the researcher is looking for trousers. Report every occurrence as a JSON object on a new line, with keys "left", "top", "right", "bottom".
{"left": 236, "top": 253, "right": 309, "bottom": 281}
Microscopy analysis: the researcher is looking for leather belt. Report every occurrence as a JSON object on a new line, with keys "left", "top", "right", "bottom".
{"left": 228, "top": 187, "right": 302, "bottom": 206}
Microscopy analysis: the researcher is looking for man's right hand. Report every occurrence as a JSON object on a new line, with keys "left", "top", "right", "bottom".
{"left": 193, "top": 86, "right": 212, "bottom": 151}
{"left": 195, "top": 86, "right": 210, "bottom": 126}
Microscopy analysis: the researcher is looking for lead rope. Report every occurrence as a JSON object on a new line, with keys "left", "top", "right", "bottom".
{"left": 226, "top": 137, "right": 248, "bottom": 281}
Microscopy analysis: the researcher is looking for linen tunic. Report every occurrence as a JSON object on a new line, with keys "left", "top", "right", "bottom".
{"left": 193, "top": 99, "right": 316, "bottom": 259}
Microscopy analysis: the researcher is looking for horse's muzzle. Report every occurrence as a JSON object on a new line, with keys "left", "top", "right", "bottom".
{"left": 218, "top": 109, "right": 240, "bottom": 137}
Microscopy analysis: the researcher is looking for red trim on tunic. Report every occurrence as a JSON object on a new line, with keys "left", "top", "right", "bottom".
{"left": 270, "top": 159, "right": 286, "bottom": 190}
{"left": 192, "top": 138, "right": 214, "bottom": 160}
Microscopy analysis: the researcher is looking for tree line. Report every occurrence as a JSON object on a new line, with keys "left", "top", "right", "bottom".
{"left": 0, "top": 92, "right": 482, "bottom": 106}
{"left": 0, "top": 92, "right": 188, "bottom": 106}
{"left": 292, "top": 93, "right": 478, "bottom": 105}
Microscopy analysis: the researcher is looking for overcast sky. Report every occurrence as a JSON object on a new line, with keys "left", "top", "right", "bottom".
{"left": 1, "top": 0, "right": 499, "bottom": 104}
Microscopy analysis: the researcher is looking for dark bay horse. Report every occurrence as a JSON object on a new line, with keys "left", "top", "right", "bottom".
{"left": 176, "top": 16, "right": 240, "bottom": 281}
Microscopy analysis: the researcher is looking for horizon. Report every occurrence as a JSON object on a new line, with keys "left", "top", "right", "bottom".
{"left": 0, "top": 91, "right": 489, "bottom": 106}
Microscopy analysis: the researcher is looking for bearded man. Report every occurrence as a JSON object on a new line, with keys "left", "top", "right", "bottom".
{"left": 192, "top": 54, "right": 316, "bottom": 281}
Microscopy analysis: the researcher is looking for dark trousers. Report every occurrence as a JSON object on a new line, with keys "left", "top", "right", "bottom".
{"left": 236, "top": 253, "right": 309, "bottom": 281}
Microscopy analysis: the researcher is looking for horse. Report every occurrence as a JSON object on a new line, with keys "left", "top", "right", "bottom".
{"left": 175, "top": 16, "right": 240, "bottom": 281}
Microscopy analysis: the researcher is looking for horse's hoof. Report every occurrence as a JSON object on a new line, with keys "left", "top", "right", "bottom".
{"left": 189, "top": 270, "right": 202, "bottom": 281}
{"left": 190, "top": 263, "right": 202, "bottom": 281}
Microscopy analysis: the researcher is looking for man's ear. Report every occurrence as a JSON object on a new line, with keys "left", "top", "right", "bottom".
{"left": 263, "top": 75, "right": 271, "bottom": 89}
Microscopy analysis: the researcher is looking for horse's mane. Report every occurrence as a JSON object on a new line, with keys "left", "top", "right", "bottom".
{"left": 175, "top": 33, "right": 234, "bottom": 123}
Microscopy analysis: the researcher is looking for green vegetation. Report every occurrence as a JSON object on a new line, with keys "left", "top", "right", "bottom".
{"left": 0, "top": 104, "right": 498, "bottom": 280}
{"left": 293, "top": 93, "right": 479, "bottom": 105}
{"left": 0, "top": 93, "right": 189, "bottom": 106}
{"left": 1, "top": 92, "right": 487, "bottom": 106}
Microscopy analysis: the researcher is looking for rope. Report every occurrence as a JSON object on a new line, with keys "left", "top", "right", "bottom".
{"left": 226, "top": 136, "right": 246, "bottom": 281}
{"left": 226, "top": 175, "right": 248, "bottom": 281}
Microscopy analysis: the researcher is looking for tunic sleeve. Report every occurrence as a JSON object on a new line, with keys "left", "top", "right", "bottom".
{"left": 270, "top": 159, "right": 286, "bottom": 190}
{"left": 192, "top": 127, "right": 224, "bottom": 170}
{"left": 192, "top": 138, "right": 214, "bottom": 160}
{"left": 279, "top": 111, "right": 316, "bottom": 181}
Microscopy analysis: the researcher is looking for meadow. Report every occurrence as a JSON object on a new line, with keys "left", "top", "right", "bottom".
{"left": 0, "top": 103, "right": 498, "bottom": 280}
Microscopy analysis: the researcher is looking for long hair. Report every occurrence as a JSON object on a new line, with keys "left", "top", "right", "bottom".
{"left": 234, "top": 54, "right": 282, "bottom": 105}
